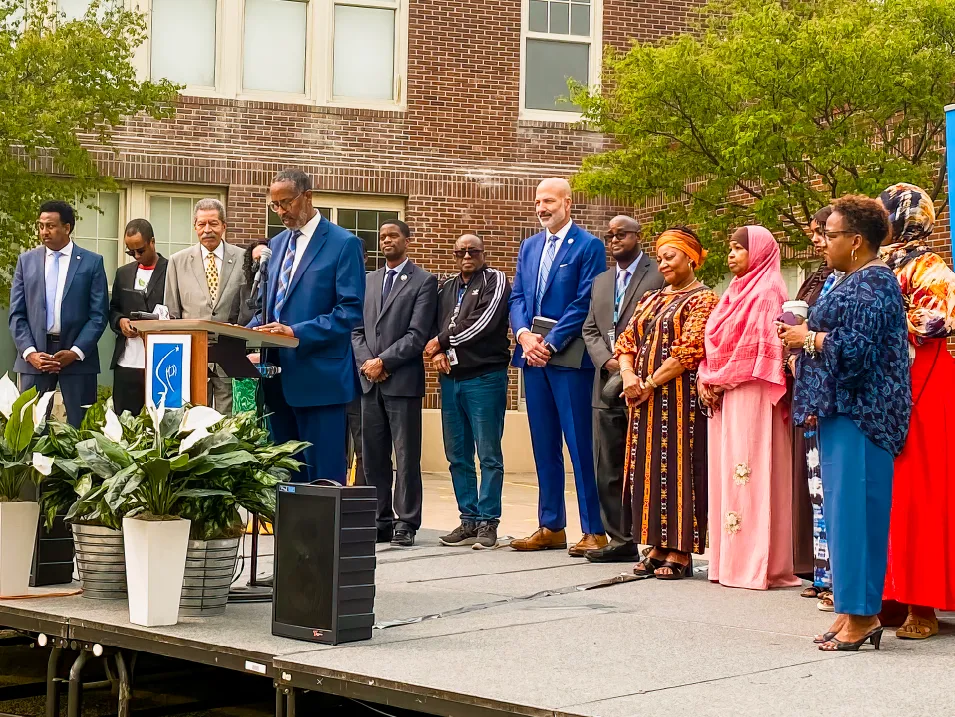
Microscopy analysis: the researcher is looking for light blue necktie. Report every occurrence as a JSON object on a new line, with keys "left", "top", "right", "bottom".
{"left": 272, "top": 230, "right": 301, "bottom": 322}
{"left": 45, "top": 251, "right": 62, "bottom": 332}
{"left": 535, "top": 236, "right": 558, "bottom": 315}
{"left": 613, "top": 270, "right": 630, "bottom": 325}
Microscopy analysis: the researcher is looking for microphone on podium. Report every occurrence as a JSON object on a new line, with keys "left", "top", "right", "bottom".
{"left": 247, "top": 245, "right": 272, "bottom": 310}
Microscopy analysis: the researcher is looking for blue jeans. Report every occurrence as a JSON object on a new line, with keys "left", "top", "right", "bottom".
{"left": 439, "top": 369, "right": 508, "bottom": 523}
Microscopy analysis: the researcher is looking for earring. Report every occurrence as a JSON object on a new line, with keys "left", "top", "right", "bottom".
{"left": 851, "top": 248, "right": 857, "bottom": 263}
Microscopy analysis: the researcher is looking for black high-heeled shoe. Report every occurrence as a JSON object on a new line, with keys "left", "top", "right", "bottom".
{"left": 818, "top": 627, "right": 883, "bottom": 651}
{"left": 813, "top": 631, "right": 837, "bottom": 644}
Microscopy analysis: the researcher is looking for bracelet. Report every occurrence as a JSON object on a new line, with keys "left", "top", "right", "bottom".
{"left": 644, "top": 375, "right": 659, "bottom": 389}
{"left": 803, "top": 331, "right": 818, "bottom": 358}
{"left": 621, "top": 367, "right": 636, "bottom": 375}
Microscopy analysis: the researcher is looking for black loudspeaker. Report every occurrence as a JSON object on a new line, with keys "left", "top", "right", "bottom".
{"left": 272, "top": 483, "right": 377, "bottom": 645}
{"left": 31, "top": 514, "right": 75, "bottom": 587}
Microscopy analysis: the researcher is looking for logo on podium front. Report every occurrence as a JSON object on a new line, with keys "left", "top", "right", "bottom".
{"left": 145, "top": 334, "right": 191, "bottom": 409}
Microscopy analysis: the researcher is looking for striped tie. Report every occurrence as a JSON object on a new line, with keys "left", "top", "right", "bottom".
{"left": 535, "top": 236, "right": 558, "bottom": 315}
{"left": 272, "top": 230, "right": 301, "bottom": 322}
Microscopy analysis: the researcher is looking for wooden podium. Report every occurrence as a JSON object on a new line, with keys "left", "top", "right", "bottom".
{"left": 129, "top": 319, "right": 298, "bottom": 407}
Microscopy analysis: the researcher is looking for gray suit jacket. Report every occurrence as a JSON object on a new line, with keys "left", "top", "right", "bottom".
{"left": 583, "top": 253, "right": 665, "bottom": 409}
{"left": 163, "top": 242, "right": 244, "bottom": 324}
{"left": 352, "top": 260, "right": 438, "bottom": 398}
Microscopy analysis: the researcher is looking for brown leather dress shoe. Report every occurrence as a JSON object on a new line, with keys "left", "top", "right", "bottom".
{"left": 510, "top": 527, "right": 567, "bottom": 551}
{"left": 568, "top": 533, "right": 609, "bottom": 557}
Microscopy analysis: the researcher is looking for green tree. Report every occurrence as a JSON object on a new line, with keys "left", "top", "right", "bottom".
{"left": 572, "top": 0, "right": 955, "bottom": 283}
{"left": 0, "top": 0, "right": 179, "bottom": 295}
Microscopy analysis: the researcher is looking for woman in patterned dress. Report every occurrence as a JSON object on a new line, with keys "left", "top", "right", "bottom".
{"left": 878, "top": 183, "right": 955, "bottom": 640}
{"left": 615, "top": 228, "right": 718, "bottom": 579}
{"left": 779, "top": 195, "right": 910, "bottom": 651}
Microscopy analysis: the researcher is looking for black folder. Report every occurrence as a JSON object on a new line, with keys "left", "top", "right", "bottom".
{"left": 531, "top": 316, "right": 586, "bottom": 369}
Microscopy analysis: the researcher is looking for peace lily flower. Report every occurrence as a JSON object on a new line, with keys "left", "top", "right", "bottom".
{"left": 32, "top": 390, "right": 55, "bottom": 428}
{"left": 180, "top": 405, "right": 225, "bottom": 434}
{"left": 103, "top": 408, "right": 124, "bottom": 443}
{"left": 178, "top": 426, "right": 210, "bottom": 454}
{"left": 32, "top": 452, "right": 54, "bottom": 476}
{"left": 0, "top": 373, "right": 19, "bottom": 419}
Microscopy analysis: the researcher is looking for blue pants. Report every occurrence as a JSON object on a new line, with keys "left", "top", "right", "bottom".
{"left": 439, "top": 370, "right": 508, "bottom": 524}
{"left": 819, "top": 415, "right": 894, "bottom": 616}
{"left": 263, "top": 376, "right": 347, "bottom": 484}
{"left": 20, "top": 371, "right": 96, "bottom": 428}
{"left": 522, "top": 365, "right": 603, "bottom": 535}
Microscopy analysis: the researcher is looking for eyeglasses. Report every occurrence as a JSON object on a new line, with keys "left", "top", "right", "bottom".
{"left": 125, "top": 246, "right": 150, "bottom": 258}
{"left": 453, "top": 248, "right": 485, "bottom": 258}
{"left": 604, "top": 231, "right": 636, "bottom": 242}
{"left": 267, "top": 193, "right": 303, "bottom": 212}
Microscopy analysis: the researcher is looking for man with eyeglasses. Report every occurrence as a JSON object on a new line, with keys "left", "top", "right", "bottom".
{"left": 582, "top": 215, "right": 665, "bottom": 562}
{"left": 9, "top": 200, "right": 109, "bottom": 427}
{"left": 108, "top": 219, "right": 168, "bottom": 416}
{"left": 164, "top": 198, "right": 245, "bottom": 413}
{"left": 424, "top": 235, "right": 512, "bottom": 549}
{"left": 249, "top": 168, "right": 365, "bottom": 485}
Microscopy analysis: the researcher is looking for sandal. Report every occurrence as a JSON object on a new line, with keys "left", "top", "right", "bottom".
{"left": 896, "top": 614, "right": 939, "bottom": 640}
{"left": 633, "top": 553, "right": 664, "bottom": 578}
{"left": 813, "top": 631, "right": 837, "bottom": 645}
{"left": 800, "top": 586, "right": 822, "bottom": 598}
{"left": 817, "top": 591, "right": 834, "bottom": 612}
{"left": 654, "top": 554, "right": 693, "bottom": 581}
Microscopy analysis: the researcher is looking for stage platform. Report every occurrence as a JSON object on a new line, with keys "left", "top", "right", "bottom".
{"left": 1, "top": 529, "right": 953, "bottom": 717}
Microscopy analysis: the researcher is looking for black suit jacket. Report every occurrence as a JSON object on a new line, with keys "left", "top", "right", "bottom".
{"left": 108, "top": 256, "right": 168, "bottom": 369}
{"left": 352, "top": 260, "right": 438, "bottom": 398}
{"left": 582, "top": 253, "right": 665, "bottom": 409}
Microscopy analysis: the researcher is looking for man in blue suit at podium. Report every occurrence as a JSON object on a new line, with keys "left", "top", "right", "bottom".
{"left": 508, "top": 178, "right": 607, "bottom": 555}
{"left": 249, "top": 169, "right": 365, "bottom": 484}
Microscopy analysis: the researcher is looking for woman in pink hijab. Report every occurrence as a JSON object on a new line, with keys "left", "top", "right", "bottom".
{"left": 698, "top": 226, "right": 801, "bottom": 590}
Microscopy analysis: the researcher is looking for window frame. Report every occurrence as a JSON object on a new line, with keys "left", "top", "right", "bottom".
{"left": 131, "top": 0, "right": 409, "bottom": 111}
{"left": 519, "top": 0, "right": 603, "bottom": 122}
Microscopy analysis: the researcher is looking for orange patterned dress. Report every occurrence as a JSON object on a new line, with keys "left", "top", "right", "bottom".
{"left": 614, "top": 286, "right": 718, "bottom": 554}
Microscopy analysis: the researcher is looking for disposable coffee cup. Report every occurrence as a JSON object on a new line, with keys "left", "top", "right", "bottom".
{"left": 782, "top": 300, "right": 809, "bottom": 321}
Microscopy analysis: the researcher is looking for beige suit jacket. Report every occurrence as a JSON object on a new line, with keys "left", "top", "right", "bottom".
{"left": 163, "top": 242, "right": 245, "bottom": 324}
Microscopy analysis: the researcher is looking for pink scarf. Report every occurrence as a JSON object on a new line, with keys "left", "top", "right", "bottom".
{"left": 698, "top": 226, "right": 788, "bottom": 404}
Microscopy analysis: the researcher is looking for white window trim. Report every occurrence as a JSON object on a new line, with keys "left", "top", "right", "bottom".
{"left": 519, "top": 0, "right": 603, "bottom": 123}
{"left": 267, "top": 192, "right": 406, "bottom": 235}
{"left": 131, "top": 0, "right": 408, "bottom": 111}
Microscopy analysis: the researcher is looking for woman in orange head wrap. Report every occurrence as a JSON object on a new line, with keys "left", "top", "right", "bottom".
{"left": 614, "top": 227, "right": 718, "bottom": 579}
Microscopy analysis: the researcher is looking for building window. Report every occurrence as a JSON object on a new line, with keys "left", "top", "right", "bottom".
{"left": 332, "top": 1, "right": 397, "bottom": 101}
{"left": 242, "top": 0, "right": 308, "bottom": 94}
{"left": 73, "top": 191, "right": 123, "bottom": 281}
{"left": 265, "top": 195, "right": 403, "bottom": 271}
{"left": 522, "top": 0, "right": 600, "bottom": 116}
{"left": 150, "top": 0, "right": 218, "bottom": 88}
{"left": 147, "top": 193, "right": 222, "bottom": 260}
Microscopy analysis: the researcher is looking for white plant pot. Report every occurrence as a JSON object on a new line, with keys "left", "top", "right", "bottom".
{"left": 0, "top": 501, "right": 40, "bottom": 597}
{"left": 123, "top": 516, "right": 191, "bottom": 627}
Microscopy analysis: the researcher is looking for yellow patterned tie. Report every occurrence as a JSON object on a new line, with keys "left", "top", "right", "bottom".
{"left": 205, "top": 251, "right": 219, "bottom": 302}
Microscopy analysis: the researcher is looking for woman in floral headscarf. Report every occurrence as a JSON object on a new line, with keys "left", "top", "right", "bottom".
{"left": 699, "top": 226, "right": 801, "bottom": 590}
{"left": 878, "top": 182, "right": 955, "bottom": 640}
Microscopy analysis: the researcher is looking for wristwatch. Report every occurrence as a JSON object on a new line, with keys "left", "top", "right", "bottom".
{"left": 545, "top": 342, "right": 558, "bottom": 356}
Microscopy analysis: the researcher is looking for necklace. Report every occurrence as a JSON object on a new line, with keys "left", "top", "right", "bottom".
{"left": 665, "top": 278, "right": 700, "bottom": 294}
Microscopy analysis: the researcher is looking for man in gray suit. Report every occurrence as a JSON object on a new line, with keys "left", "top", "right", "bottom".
{"left": 582, "top": 215, "right": 665, "bottom": 562}
{"left": 164, "top": 198, "right": 244, "bottom": 413}
{"left": 352, "top": 220, "right": 438, "bottom": 547}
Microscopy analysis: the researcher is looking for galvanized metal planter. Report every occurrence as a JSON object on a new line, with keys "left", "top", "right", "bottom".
{"left": 72, "top": 523, "right": 127, "bottom": 600}
{"left": 179, "top": 537, "right": 240, "bottom": 616}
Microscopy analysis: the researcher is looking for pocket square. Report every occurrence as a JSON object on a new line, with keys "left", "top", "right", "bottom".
{"left": 559, "top": 263, "right": 569, "bottom": 268}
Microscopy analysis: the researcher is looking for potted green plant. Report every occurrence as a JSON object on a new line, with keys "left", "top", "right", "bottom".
{"left": 0, "top": 374, "right": 54, "bottom": 596}
{"left": 177, "top": 410, "right": 308, "bottom": 616}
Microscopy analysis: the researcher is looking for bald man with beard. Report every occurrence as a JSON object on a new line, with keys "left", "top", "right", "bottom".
{"left": 508, "top": 178, "right": 608, "bottom": 555}
{"left": 582, "top": 215, "right": 665, "bottom": 561}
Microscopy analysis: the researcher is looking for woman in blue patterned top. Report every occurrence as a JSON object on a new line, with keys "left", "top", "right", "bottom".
{"left": 777, "top": 195, "right": 911, "bottom": 652}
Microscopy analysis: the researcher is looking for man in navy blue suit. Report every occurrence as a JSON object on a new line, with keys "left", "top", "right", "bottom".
{"left": 9, "top": 201, "right": 109, "bottom": 427}
{"left": 248, "top": 169, "right": 365, "bottom": 484}
{"left": 508, "top": 178, "right": 607, "bottom": 555}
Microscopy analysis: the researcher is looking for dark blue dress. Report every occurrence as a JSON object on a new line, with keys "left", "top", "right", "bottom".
{"left": 793, "top": 265, "right": 911, "bottom": 616}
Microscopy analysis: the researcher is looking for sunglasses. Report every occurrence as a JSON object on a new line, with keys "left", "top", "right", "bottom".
{"left": 125, "top": 246, "right": 150, "bottom": 258}
{"left": 453, "top": 248, "right": 484, "bottom": 258}
{"left": 604, "top": 231, "right": 636, "bottom": 241}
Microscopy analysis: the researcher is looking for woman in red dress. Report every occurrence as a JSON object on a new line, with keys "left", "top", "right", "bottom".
{"left": 879, "top": 183, "right": 955, "bottom": 640}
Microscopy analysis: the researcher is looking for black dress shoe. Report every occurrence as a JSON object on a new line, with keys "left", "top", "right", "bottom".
{"left": 585, "top": 542, "right": 639, "bottom": 563}
{"left": 391, "top": 529, "right": 415, "bottom": 547}
{"left": 377, "top": 527, "right": 394, "bottom": 544}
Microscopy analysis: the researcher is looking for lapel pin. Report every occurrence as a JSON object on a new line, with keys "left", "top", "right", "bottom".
{"left": 568, "top": 238, "right": 574, "bottom": 245}
{"left": 400, "top": 274, "right": 407, "bottom": 281}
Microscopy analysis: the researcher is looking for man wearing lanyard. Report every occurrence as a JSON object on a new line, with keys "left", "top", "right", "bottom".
{"left": 425, "top": 235, "right": 512, "bottom": 549}
{"left": 582, "top": 216, "right": 665, "bottom": 561}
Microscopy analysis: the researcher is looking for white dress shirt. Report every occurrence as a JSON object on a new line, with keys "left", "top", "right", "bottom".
{"left": 289, "top": 210, "right": 322, "bottom": 279}
{"left": 117, "top": 266, "right": 155, "bottom": 369}
{"left": 616, "top": 253, "right": 643, "bottom": 296}
{"left": 199, "top": 240, "right": 225, "bottom": 277}
{"left": 516, "top": 219, "right": 574, "bottom": 339}
{"left": 23, "top": 241, "right": 85, "bottom": 361}
{"left": 382, "top": 257, "right": 410, "bottom": 291}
